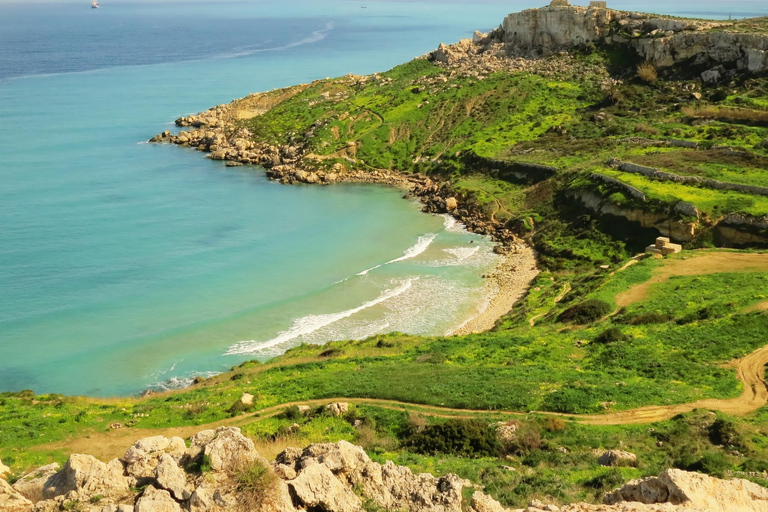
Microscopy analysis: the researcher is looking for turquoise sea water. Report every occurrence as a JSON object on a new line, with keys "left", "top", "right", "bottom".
{"left": 1, "top": 0, "right": 765, "bottom": 397}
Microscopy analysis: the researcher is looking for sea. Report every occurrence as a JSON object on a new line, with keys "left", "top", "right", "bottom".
{"left": 0, "top": 0, "right": 765, "bottom": 397}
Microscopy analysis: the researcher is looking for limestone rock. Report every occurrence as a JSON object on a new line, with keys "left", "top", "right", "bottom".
{"left": 12, "top": 463, "right": 63, "bottom": 502}
{"left": 124, "top": 436, "right": 186, "bottom": 480}
{"left": 469, "top": 491, "right": 509, "bottom": 512}
{"left": 355, "top": 460, "right": 466, "bottom": 512}
{"left": 0, "top": 478, "right": 33, "bottom": 512}
{"left": 598, "top": 450, "right": 638, "bottom": 467}
{"left": 445, "top": 197, "right": 458, "bottom": 210}
{"left": 605, "top": 468, "right": 768, "bottom": 511}
{"left": 154, "top": 454, "right": 190, "bottom": 501}
{"left": 60, "top": 455, "right": 131, "bottom": 500}
{"left": 0, "top": 459, "right": 11, "bottom": 480}
{"left": 135, "top": 485, "right": 183, "bottom": 512}
{"left": 288, "top": 463, "right": 362, "bottom": 512}
{"left": 325, "top": 402, "right": 349, "bottom": 417}
{"left": 240, "top": 393, "right": 254, "bottom": 406}
{"left": 202, "top": 427, "right": 259, "bottom": 472}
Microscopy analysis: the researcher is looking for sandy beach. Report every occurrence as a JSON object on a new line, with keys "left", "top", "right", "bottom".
{"left": 451, "top": 243, "right": 539, "bottom": 335}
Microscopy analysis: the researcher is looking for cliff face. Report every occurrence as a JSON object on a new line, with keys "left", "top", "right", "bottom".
{"left": 495, "top": 5, "right": 768, "bottom": 74}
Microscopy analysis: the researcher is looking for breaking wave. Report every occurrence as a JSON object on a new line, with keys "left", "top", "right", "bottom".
{"left": 225, "top": 279, "right": 416, "bottom": 355}
{"left": 358, "top": 234, "right": 437, "bottom": 275}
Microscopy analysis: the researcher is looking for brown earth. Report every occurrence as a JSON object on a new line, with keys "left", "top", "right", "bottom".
{"left": 30, "top": 251, "right": 768, "bottom": 461}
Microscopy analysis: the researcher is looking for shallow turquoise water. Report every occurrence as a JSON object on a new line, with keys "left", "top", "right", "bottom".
{"left": 1, "top": 0, "right": 764, "bottom": 396}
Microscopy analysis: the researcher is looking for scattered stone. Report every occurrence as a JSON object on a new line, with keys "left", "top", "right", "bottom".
{"left": 646, "top": 237, "right": 682, "bottom": 256}
{"left": 598, "top": 449, "right": 638, "bottom": 467}
{"left": 135, "top": 485, "right": 183, "bottom": 512}
{"left": 240, "top": 393, "right": 254, "bottom": 406}
{"left": 325, "top": 402, "right": 349, "bottom": 417}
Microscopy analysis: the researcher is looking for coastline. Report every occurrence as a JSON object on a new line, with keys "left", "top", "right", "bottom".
{"left": 149, "top": 94, "right": 540, "bottom": 345}
{"left": 451, "top": 243, "right": 538, "bottom": 335}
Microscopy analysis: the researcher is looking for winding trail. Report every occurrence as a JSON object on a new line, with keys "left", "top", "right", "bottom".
{"left": 31, "top": 251, "right": 768, "bottom": 461}
{"left": 33, "top": 342, "right": 768, "bottom": 462}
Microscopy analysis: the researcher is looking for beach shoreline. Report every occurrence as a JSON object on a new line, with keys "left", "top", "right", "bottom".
{"left": 148, "top": 94, "right": 541, "bottom": 366}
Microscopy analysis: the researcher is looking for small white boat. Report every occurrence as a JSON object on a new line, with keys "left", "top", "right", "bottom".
{"left": 91, "top": 0, "right": 99, "bottom": 8}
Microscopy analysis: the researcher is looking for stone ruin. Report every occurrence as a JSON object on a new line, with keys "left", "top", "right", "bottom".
{"left": 590, "top": 1, "right": 608, "bottom": 8}
{"left": 646, "top": 236, "right": 683, "bottom": 256}
{"left": 549, "top": 0, "right": 571, "bottom": 6}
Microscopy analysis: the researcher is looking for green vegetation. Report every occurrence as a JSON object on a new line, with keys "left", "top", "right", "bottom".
{"left": 3, "top": 29, "right": 768, "bottom": 509}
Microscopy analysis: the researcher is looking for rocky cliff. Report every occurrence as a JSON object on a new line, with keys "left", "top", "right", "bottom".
{"left": 435, "top": 4, "right": 768, "bottom": 78}
{"left": 3, "top": 427, "right": 768, "bottom": 512}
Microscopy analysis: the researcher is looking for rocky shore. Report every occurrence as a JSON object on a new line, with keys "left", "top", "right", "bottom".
{"left": 149, "top": 97, "right": 538, "bottom": 334}
{"left": 4, "top": 426, "right": 768, "bottom": 512}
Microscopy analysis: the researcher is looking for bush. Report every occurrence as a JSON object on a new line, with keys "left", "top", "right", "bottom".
{"left": 277, "top": 405, "right": 303, "bottom": 421}
{"left": 405, "top": 419, "right": 500, "bottom": 457}
{"left": 585, "top": 468, "right": 625, "bottom": 493}
{"left": 505, "top": 423, "right": 542, "bottom": 455}
{"left": 235, "top": 461, "right": 279, "bottom": 511}
{"left": 625, "top": 312, "right": 672, "bottom": 325}
{"left": 557, "top": 300, "right": 612, "bottom": 324}
{"left": 637, "top": 62, "right": 658, "bottom": 83}
{"left": 593, "top": 328, "right": 629, "bottom": 345}
{"left": 319, "top": 348, "right": 343, "bottom": 358}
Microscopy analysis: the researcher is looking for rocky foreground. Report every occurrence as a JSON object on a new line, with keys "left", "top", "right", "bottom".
{"left": 2, "top": 427, "right": 768, "bottom": 512}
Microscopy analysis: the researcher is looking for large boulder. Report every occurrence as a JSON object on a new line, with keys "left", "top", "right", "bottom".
{"left": 598, "top": 450, "right": 637, "bottom": 467}
{"left": 288, "top": 463, "right": 362, "bottom": 512}
{"left": 200, "top": 427, "right": 259, "bottom": 472}
{"left": 355, "top": 460, "right": 466, "bottom": 512}
{"left": 154, "top": 453, "right": 191, "bottom": 501}
{"left": 59, "top": 455, "right": 131, "bottom": 500}
{"left": 605, "top": 468, "right": 768, "bottom": 511}
{"left": 135, "top": 485, "right": 183, "bottom": 512}
{"left": 12, "top": 463, "right": 61, "bottom": 502}
{"left": 124, "top": 435, "right": 186, "bottom": 480}
{"left": 0, "top": 478, "right": 33, "bottom": 512}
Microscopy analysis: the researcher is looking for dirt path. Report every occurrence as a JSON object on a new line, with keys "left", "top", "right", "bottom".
{"left": 37, "top": 339, "right": 768, "bottom": 462}
{"left": 616, "top": 251, "right": 768, "bottom": 308}
{"left": 32, "top": 251, "right": 768, "bottom": 461}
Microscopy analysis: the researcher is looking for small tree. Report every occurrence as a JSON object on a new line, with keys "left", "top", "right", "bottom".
{"left": 637, "top": 62, "right": 658, "bottom": 83}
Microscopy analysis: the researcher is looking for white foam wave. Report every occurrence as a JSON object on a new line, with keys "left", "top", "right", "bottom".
{"left": 148, "top": 370, "right": 220, "bottom": 392}
{"left": 225, "top": 279, "right": 416, "bottom": 355}
{"left": 442, "top": 214, "right": 466, "bottom": 233}
{"left": 444, "top": 246, "right": 480, "bottom": 262}
{"left": 358, "top": 233, "right": 437, "bottom": 275}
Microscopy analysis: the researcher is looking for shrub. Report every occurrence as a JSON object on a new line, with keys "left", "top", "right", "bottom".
{"left": 405, "top": 419, "right": 500, "bottom": 457}
{"left": 626, "top": 312, "right": 672, "bottom": 325}
{"left": 319, "top": 348, "right": 343, "bottom": 357}
{"left": 709, "top": 418, "right": 747, "bottom": 449}
{"left": 277, "top": 405, "right": 303, "bottom": 421}
{"left": 505, "top": 423, "right": 542, "bottom": 455}
{"left": 593, "top": 328, "right": 629, "bottom": 345}
{"left": 235, "top": 461, "right": 279, "bottom": 511}
{"left": 544, "top": 417, "right": 566, "bottom": 432}
{"left": 557, "top": 300, "right": 612, "bottom": 324}
{"left": 585, "top": 469, "right": 625, "bottom": 493}
{"left": 637, "top": 62, "right": 657, "bottom": 83}
{"left": 226, "top": 399, "right": 250, "bottom": 417}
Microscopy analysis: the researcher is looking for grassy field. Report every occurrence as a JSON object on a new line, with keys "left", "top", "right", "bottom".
{"left": 2, "top": 252, "right": 767, "bottom": 509}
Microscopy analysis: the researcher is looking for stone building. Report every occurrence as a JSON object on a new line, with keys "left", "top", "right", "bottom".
{"left": 590, "top": 1, "right": 608, "bottom": 8}
{"left": 646, "top": 237, "right": 682, "bottom": 256}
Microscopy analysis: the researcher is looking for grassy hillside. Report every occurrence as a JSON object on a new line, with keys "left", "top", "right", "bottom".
{"left": 2, "top": 252, "right": 767, "bottom": 507}
{"left": 229, "top": 48, "right": 768, "bottom": 268}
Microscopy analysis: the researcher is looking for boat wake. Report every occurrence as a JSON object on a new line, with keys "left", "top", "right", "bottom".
{"left": 225, "top": 278, "right": 416, "bottom": 355}
{"left": 358, "top": 234, "right": 437, "bottom": 275}
{"left": 216, "top": 23, "right": 334, "bottom": 59}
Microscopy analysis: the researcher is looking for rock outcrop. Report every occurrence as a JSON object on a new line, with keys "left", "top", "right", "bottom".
{"left": 11, "top": 428, "right": 768, "bottom": 511}
{"left": 430, "top": 4, "right": 768, "bottom": 76}
{"left": 604, "top": 468, "right": 768, "bottom": 511}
